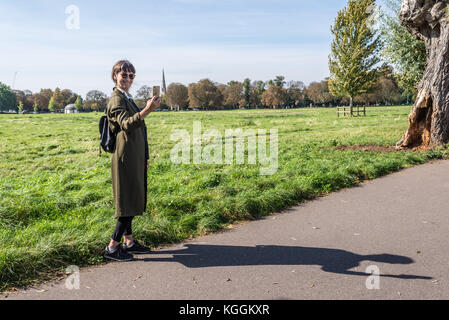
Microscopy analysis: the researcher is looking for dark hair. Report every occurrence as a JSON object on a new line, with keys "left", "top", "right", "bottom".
{"left": 111, "top": 60, "right": 136, "bottom": 83}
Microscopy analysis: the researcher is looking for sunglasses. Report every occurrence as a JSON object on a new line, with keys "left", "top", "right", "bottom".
{"left": 120, "top": 72, "right": 135, "bottom": 80}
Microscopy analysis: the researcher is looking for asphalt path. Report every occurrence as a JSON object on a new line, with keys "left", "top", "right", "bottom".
{"left": 3, "top": 160, "right": 449, "bottom": 300}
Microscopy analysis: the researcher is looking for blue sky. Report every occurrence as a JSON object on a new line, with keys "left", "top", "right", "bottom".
{"left": 0, "top": 0, "right": 349, "bottom": 98}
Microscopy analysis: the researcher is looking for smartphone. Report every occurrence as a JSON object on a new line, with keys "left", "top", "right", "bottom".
{"left": 152, "top": 86, "right": 160, "bottom": 97}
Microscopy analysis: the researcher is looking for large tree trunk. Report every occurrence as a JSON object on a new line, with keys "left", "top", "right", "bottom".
{"left": 397, "top": 0, "right": 449, "bottom": 149}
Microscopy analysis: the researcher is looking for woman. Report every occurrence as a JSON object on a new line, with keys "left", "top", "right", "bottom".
{"left": 104, "top": 60, "right": 161, "bottom": 262}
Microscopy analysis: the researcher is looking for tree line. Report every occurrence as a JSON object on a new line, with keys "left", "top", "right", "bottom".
{"left": 0, "top": 69, "right": 412, "bottom": 113}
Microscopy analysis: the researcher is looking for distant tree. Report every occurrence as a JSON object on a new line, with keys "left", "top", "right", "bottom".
{"left": 268, "top": 76, "right": 286, "bottom": 88}
{"left": 261, "top": 85, "right": 288, "bottom": 109}
{"left": 160, "top": 95, "right": 168, "bottom": 109}
{"left": 12, "top": 89, "right": 34, "bottom": 111}
{"left": 305, "top": 80, "right": 335, "bottom": 106}
{"left": 250, "top": 81, "right": 266, "bottom": 108}
{"left": 223, "top": 82, "right": 244, "bottom": 109}
{"left": 376, "top": 76, "right": 401, "bottom": 105}
{"left": 61, "top": 89, "right": 77, "bottom": 107}
{"left": 39, "top": 89, "right": 53, "bottom": 111}
{"left": 12, "top": 90, "right": 25, "bottom": 110}
{"left": 328, "top": 0, "right": 381, "bottom": 112}
{"left": 0, "top": 82, "right": 16, "bottom": 112}
{"left": 18, "top": 101, "right": 24, "bottom": 113}
{"left": 33, "top": 101, "right": 38, "bottom": 113}
{"left": 31, "top": 94, "right": 40, "bottom": 111}
{"left": 85, "top": 90, "right": 107, "bottom": 111}
{"left": 136, "top": 85, "right": 152, "bottom": 100}
{"left": 31, "top": 93, "right": 44, "bottom": 111}
{"left": 74, "top": 96, "right": 83, "bottom": 112}
{"left": 48, "top": 97, "right": 56, "bottom": 112}
{"left": 227, "top": 80, "right": 239, "bottom": 86}
{"left": 165, "top": 83, "right": 188, "bottom": 111}
{"left": 353, "top": 70, "right": 401, "bottom": 106}
{"left": 286, "top": 81, "right": 305, "bottom": 107}
{"left": 305, "top": 82, "right": 321, "bottom": 106}
{"left": 24, "top": 91, "right": 34, "bottom": 111}
{"left": 52, "top": 88, "right": 64, "bottom": 111}
{"left": 217, "top": 84, "right": 227, "bottom": 108}
{"left": 188, "top": 79, "right": 223, "bottom": 110}
{"left": 287, "top": 80, "right": 305, "bottom": 91}
{"left": 243, "top": 78, "right": 251, "bottom": 108}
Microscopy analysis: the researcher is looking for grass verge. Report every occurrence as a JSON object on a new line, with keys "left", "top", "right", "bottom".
{"left": 1, "top": 106, "right": 448, "bottom": 292}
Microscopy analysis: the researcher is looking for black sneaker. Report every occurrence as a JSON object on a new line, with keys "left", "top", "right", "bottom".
{"left": 123, "top": 240, "right": 151, "bottom": 254}
{"left": 104, "top": 246, "right": 134, "bottom": 262}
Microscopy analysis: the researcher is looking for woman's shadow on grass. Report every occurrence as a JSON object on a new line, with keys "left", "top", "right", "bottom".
{"left": 142, "top": 244, "right": 431, "bottom": 280}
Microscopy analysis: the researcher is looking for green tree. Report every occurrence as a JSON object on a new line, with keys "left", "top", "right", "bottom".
{"left": 18, "top": 101, "right": 24, "bottom": 113}
{"left": 251, "top": 81, "right": 266, "bottom": 108}
{"left": 328, "top": 0, "right": 381, "bottom": 113}
{"left": 74, "top": 96, "right": 83, "bottom": 112}
{"left": 48, "top": 96, "right": 56, "bottom": 112}
{"left": 33, "top": 101, "right": 39, "bottom": 113}
{"left": 61, "top": 89, "right": 77, "bottom": 106}
{"left": 0, "top": 82, "right": 16, "bottom": 112}
{"left": 267, "top": 76, "right": 286, "bottom": 88}
{"left": 52, "top": 88, "right": 64, "bottom": 110}
{"left": 379, "top": 0, "right": 426, "bottom": 102}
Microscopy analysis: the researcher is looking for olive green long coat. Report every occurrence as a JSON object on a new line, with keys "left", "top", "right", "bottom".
{"left": 107, "top": 87, "right": 148, "bottom": 218}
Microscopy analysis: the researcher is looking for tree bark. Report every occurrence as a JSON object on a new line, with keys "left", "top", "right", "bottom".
{"left": 397, "top": 0, "right": 449, "bottom": 149}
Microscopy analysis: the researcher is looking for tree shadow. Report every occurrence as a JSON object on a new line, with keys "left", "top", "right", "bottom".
{"left": 141, "top": 244, "right": 431, "bottom": 280}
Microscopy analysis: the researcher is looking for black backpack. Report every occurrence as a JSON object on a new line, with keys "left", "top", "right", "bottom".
{"left": 99, "top": 114, "right": 116, "bottom": 154}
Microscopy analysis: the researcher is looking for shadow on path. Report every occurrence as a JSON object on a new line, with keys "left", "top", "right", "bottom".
{"left": 142, "top": 244, "right": 431, "bottom": 280}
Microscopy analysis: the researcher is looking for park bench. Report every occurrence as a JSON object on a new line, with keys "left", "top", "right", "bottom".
{"left": 336, "top": 106, "right": 366, "bottom": 117}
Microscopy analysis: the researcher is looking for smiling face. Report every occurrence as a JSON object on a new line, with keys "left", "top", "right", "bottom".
{"left": 114, "top": 71, "right": 135, "bottom": 93}
{"left": 111, "top": 60, "right": 136, "bottom": 93}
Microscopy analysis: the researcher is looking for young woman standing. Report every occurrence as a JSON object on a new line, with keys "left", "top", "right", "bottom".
{"left": 104, "top": 60, "right": 160, "bottom": 261}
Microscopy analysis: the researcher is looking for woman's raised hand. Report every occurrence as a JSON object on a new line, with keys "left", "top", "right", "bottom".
{"left": 146, "top": 96, "right": 161, "bottom": 112}
{"left": 140, "top": 95, "right": 161, "bottom": 120}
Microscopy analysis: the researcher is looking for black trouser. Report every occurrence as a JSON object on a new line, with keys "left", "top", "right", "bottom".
{"left": 111, "top": 217, "right": 134, "bottom": 242}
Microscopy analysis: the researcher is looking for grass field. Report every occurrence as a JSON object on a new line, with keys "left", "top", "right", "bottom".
{"left": 1, "top": 106, "right": 448, "bottom": 291}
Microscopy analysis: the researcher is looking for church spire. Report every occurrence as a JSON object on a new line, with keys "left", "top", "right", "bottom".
{"left": 162, "top": 68, "right": 167, "bottom": 96}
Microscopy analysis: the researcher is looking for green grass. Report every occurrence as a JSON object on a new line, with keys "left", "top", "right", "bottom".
{"left": 1, "top": 106, "right": 448, "bottom": 291}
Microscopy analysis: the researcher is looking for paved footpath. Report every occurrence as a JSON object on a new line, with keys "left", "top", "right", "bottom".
{"left": 3, "top": 160, "right": 449, "bottom": 300}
